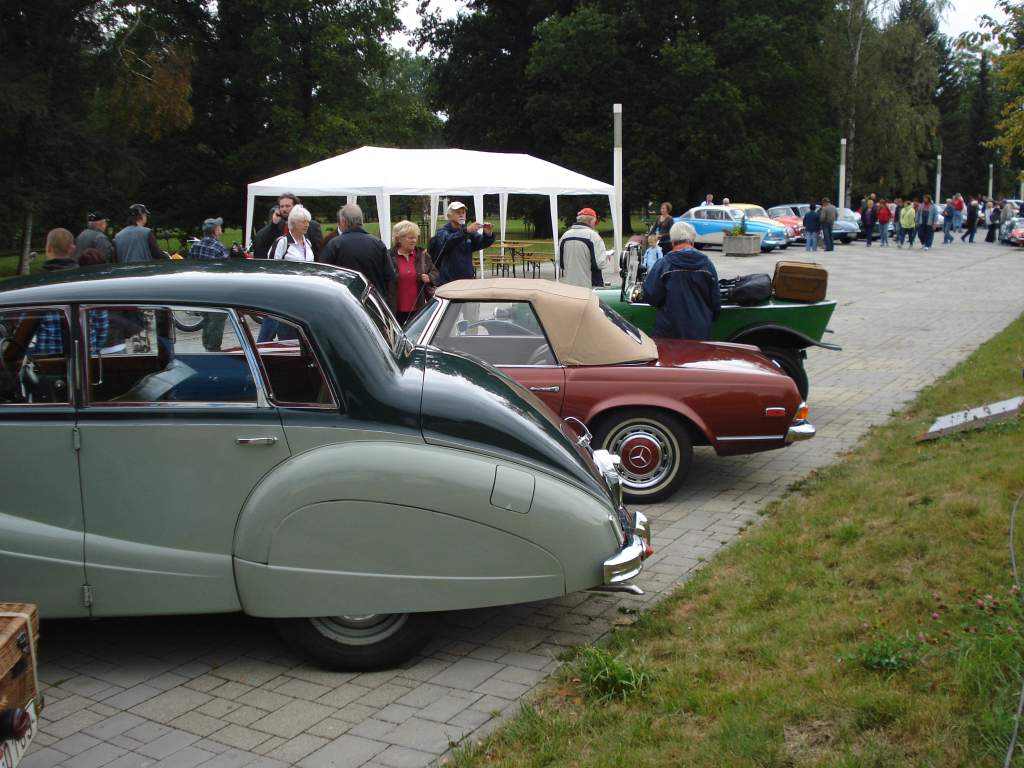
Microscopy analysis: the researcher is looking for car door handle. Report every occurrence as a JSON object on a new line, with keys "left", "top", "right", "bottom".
{"left": 236, "top": 437, "right": 278, "bottom": 446}
{"left": 529, "top": 386, "right": 560, "bottom": 393}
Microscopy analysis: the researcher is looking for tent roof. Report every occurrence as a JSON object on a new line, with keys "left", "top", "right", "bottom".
{"left": 247, "top": 146, "right": 614, "bottom": 197}
{"left": 435, "top": 278, "right": 658, "bottom": 366}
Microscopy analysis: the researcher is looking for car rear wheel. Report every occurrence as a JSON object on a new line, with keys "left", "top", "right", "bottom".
{"left": 762, "top": 346, "right": 809, "bottom": 400}
{"left": 593, "top": 408, "right": 692, "bottom": 504}
{"left": 276, "top": 613, "right": 433, "bottom": 670}
{"left": 839, "top": 236, "right": 852, "bottom": 244}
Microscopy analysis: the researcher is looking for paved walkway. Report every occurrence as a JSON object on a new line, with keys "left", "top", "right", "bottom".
{"left": 23, "top": 240, "right": 1024, "bottom": 768}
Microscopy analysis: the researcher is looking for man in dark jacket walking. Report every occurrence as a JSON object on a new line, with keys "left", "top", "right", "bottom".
{"left": 961, "top": 197, "right": 980, "bottom": 243}
{"left": 818, "top": 198, "right": 837, "bottom": 251}
{"left": 319, "top": 204, "right": 395, "bottom": 296}
{"left": 642, "top": 221, "right": 721, "bottom": 340}
{"left": 428, "top": 201, "right": 495, "bottom": 285}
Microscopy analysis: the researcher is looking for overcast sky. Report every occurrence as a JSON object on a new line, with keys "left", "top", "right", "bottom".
{"left": 396, "top": 0, "right": 1006, "bottom": 50}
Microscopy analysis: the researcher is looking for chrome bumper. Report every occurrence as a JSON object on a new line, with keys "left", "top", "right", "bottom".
{"left": 600, "top": 511, "right": 652, "bottom": 591}
{"left": 786, "top": 421, "right": 816, "bottom": 443}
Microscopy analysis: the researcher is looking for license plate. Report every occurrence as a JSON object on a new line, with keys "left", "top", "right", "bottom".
{"left": 0, "top": 699, "right": 38, "bottom": 768}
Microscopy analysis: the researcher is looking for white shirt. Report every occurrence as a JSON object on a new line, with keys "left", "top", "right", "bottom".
{"left": 271, "top": 235, "right": 314, "bottom": 262}
{"left": 699, "top": 200, "right": 714, "bottom": 207}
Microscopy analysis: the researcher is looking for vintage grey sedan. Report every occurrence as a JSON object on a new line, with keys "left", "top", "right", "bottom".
{"left": 0, "top": 261, "right": 650, "bottom": 669}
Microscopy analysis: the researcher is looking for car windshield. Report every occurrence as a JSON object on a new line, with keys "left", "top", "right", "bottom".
{"left": 361, "top": 287, "right": 405, "bottom": 355}
{"left": 840, "top": 208, "right": 858, "bottom": 220}
{"left": 796, "top": 205, "right": 810, "bottom": 215}
{"left": 403, "top": 298, "right": 439, "bottom": 343}
{"left": 768, "top": 207, "right": 791, "bottom": 218}
{"left": 742, "top": 206, "right": 769, "bottom": 218}
{"left": 599, "top": 300, "right": 643, "bottom": 343}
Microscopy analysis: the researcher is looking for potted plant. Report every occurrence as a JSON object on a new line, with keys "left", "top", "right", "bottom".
{"left": 722, "top": 216, "right": 761, "bottom": 256}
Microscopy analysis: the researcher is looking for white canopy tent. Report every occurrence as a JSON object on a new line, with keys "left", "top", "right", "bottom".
{"left": 245, "top": 146, "right": 619, "bottom": 278}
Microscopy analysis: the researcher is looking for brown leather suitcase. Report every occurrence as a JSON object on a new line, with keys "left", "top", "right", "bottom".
{"left": 0, "top": 603, "right": 39, "bottom": 714}
{"left": 772, "top": 261, "right": 828, "bottom": 302}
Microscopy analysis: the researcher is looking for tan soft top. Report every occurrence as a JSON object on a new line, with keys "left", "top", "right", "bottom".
{"left": 435, "top": 278, "right": 659, "bottom": 366}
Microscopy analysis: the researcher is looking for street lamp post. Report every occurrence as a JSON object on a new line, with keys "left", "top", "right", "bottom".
{"left": 838, "top": 138, "right": 847, "bottom": 212}
{"left": 935, "top": 154, "right": 942, "bottom": 204}
{"left": 988, "top": 164, "right": 994, "bottom": 200}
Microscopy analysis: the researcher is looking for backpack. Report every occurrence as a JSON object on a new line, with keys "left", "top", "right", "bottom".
{"left": 719, "top": 273, "right": 772, "bottom": 305}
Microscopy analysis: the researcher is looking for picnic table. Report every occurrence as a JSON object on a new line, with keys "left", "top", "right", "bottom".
{"left": 494, "top": 240, "right": 552, "bottom": 278}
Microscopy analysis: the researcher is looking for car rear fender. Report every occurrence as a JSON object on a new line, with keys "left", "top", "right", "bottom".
{"left": 728, "top": 323, "right": 842, "bottom": 352}
{"left": 587, "top": 399, "right": 713, "bottom": 447}
{"left": 232, "top": 440, "right": 619, "bottom": 617}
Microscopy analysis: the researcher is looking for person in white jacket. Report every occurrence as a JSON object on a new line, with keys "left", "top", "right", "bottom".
{"left": 557, "top": 207, "right": 608, "bottom": 288}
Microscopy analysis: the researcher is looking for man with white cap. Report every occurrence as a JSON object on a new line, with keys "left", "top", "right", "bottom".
{"left": 428, "top": 201, "right": 495, "bottom": 285}
{"left": 188, "top": 217, "right": 229, "bottom": 260}
{"left": 557, "top": 207, "right": 608, "bottom": 288}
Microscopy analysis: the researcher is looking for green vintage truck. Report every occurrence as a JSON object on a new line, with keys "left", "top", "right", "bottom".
{"left": 596, "top": 243, "right": 840, "bottom": 398}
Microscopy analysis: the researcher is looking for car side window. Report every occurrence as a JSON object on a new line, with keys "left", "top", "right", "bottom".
{"left": 706, "top": 210, "right": 724, "bottom": 221}
{"left": 691, "top": 209, "right": 706, "bottom": 220}
{"left": 432, "top": 301, "right": 557, "bottom": 366}
{"left": 238, "top": 311, "right": 336, "bottom": 408}
{"left": 83, "top": 306, "right": 257, "bottom": 405}
{"left": 0, "top": 307, "right": 72, "bottom": 405}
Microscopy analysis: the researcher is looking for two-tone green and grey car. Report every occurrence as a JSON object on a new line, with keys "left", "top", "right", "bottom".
{"left": 0, "top": 260, "right": 650, "bottom": 669}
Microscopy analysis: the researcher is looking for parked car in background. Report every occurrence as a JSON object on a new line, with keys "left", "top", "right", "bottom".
{"left": 1000, "top": 215, "right": 1024, "bottom": 245}
{"left": 771, "top": 203, "right": 859, "bottom": 244}
{"left": 408, "top": 279, "right": 814, "bottom": 503}
{"left": 766, "top": 205, "right": 804, "bottom": 242}
{"left": 0, "top": 261, "right": 650, "bottom": 669}
{"left": 676, "top": 205, "right": 788, "bottom": 251}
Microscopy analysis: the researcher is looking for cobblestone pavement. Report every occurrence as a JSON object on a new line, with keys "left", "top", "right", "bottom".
{"left": 23, "top": 240, "right": 1024, "bottom": 768}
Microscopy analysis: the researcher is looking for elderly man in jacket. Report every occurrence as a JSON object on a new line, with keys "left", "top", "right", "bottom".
{"left": 557, "top": 207, "right": 608, "bottom": 288}
{"left": 429, "top": 201, "right": 495, "bottom": 285}
{"left": 642, "top": 220, "right": 721, "bottom": 340}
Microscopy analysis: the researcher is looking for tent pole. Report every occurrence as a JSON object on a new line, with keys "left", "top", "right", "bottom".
{"left": 549, "top": 195, "right": 560, "bottom": 282}
{"left": 376, "top": 193, "right": 392, "bottom": 254}
{"left": 244, "top": 188, "right": 256, "bottom": 250}
{"left": 474, "top": 193, "right": 484, "bottom": 278}
{"left": 499, "top": 193, "right": 508, "bottom": 259}
{"left": 429, "top": 194, "right": 439, "bottom": 237}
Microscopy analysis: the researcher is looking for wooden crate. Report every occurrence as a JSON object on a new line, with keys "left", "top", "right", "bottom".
{"left": 0, "top": 603, "right": 39, "bottom": 713}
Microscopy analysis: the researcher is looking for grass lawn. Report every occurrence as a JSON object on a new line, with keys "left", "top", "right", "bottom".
{"left": 452, "top": 314, "right": 1024, "bottom": 767}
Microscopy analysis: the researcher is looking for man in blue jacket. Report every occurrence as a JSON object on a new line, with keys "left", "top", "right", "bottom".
{"left": 429, "top": 201, "right": 496, "bottom": 285}
{"left": 642, "top": 221, "right": 721, "bottom": 340}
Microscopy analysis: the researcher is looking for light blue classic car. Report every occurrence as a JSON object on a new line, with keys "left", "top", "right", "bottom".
{"left": 675, "top": 205, "right": 788, "bottom": 251}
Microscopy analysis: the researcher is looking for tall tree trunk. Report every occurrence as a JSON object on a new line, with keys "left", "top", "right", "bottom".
{"left": 18, "top": 209, "right": 33, "bottom": 276}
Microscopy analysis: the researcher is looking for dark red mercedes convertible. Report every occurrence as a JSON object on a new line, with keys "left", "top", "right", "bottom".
{"left": 405, "top": 279, "right": 814, "bottom": 503}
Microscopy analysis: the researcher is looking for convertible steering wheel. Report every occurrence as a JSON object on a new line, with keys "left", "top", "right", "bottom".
{"left": 464, "top": 319, "right": 537, "bottom": 337}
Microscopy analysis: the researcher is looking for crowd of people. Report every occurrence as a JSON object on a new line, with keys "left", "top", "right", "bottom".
{"left": 800, "top": 192, "right": 1017, "bottom": 252}
{"left": 31, "top": 185, "right": 1017, "bottom": 351}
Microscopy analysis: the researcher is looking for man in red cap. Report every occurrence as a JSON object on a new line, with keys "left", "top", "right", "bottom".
{"left": 557, "top": 207, "right": 608, "bottom": 288}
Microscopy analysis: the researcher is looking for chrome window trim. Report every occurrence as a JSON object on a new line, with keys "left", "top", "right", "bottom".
{"left": 0, "top": 304, "right": 74, "bottom": 408}
{"left": 414, "top": 299, "right": 448, "bottom": 346}
{"left": 228, "top": 308, "right": 270, "bottom": 408}
{"left": 79, "top": 303, "right": 261, "bottom": 410}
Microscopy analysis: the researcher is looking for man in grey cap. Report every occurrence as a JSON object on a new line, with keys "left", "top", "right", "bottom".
{"left": 188, "top": 217, "right": 229, "bottom": 260}
{"left": 114, "top": 203, "right": 163, "bottom": 262}
{"left": 185, "top": 217, "right": 230, "bottom": 350}
{"left": 76, "top": 211, "right": 114, "bottom": 262}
